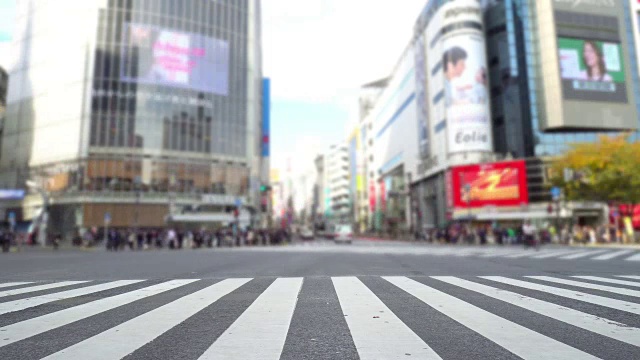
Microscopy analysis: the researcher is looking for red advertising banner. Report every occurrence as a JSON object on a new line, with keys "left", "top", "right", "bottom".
{"left": 369, "top": 181, "right": 376, "bottom": 211}
{"left": 450, "top": 160, "right": 528, "bottom": 208}
{"left": 379, "top": 180, "right": 386, "bottom": 211}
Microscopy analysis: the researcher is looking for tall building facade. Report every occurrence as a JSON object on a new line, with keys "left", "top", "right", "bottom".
{"left": 354, "top": 0, "right": 640, "bottom": 232}
{"left": 0, "top": 0, "right": 264, "bottom": 235}
{"left": 0, "top": 66, "right": 6, "bottom": 124}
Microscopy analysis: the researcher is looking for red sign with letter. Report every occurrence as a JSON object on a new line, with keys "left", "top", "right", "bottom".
{"left": 450, "top": 160, "right": 528, "bottom": 208}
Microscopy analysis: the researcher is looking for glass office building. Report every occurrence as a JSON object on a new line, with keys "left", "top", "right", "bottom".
{"left": 484, "top": 0, "right": 640, "bottom": 161}
{"left": 0, "top": 0, "right": 263, "bottom": 235}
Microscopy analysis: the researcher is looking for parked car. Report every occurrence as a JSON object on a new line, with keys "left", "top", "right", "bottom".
{"left": 334, "top": 224, "right": 353, "bottom": 244}
{"left": 300, "top": 228, "right": 314, "bottom": 240}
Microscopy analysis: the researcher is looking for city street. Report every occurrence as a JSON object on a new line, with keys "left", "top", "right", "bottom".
{"left": 0, "top": 239, "right": 638, "bottom": 359}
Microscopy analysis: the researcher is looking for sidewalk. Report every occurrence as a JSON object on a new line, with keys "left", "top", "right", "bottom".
{"left": 571, "top": 242, "right": 640, "bottom": 249}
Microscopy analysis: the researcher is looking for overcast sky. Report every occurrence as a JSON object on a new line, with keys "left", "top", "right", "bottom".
{"left": 0, "top": 0, "right": 428, "bottom": 172}
{"left": 263, "top": 0, "right": 426, "bottom": 171}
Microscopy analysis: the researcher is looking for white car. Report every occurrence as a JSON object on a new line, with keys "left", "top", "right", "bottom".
{"left": 334, "top": 224, "right": 353, "bottom": 244}
{"left": 300, "top": 228, "right": 314, "bottom": 240}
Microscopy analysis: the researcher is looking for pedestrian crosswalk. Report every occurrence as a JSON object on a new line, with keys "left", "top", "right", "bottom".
{"left": 271, "top": 242, "right": 640, "bottom": 261}
{"left": 0, "top": 275, "right": 639, "bottom": 359}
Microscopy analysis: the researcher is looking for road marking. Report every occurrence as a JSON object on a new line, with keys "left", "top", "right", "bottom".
{"left": 198, "top": 278, "right": 303, "bottom": 360}
{"left": 42, "top": 278, "right": 251, "bottom": 360}
{"left": 0, "top": 280, "right": 142, "bottom": 315}
{"left": 530, "top": 250, "right": 578, "bottom": 259}
{"left": 591, "top": 250, "right": 634, "bottom": 260}
{"left": 0, "top": 281, "right": 89, "bottom": 298}
{"left": 0, "top": 282, "right": 33, "bottom": 289}
{"left": 0, "top": 280, "right": 198, "bottom": 348}
{"left": 482, "top": 276, "right": 640, "bottom": 315}
{"left": 559, "top": 250, "right": 609, "bottom": 259}
{"left": 480, "top": 249, "right": 520, "bottom": 257}
{"left": 332, "top": 277, "right": 441, "bottom": 360}
{"left": 617, "top": 275, "right": 640, "bottom": 281}
{"left": 572, "top": 276, "right": 640, "bottom": 288}
{"left": 385, "top": 276, "right": 598, "bottom": 360}
{"left": 624, "top": 252, "right": 640, "bottom": 261}
{"left": 503, "top": 250, "right": 539, "bottom": 258}
{"left": 526, "top": 276, "right": 640, "bottom": 298}
{"left": 433, "top": 276, "right": 640, "bottom": 347}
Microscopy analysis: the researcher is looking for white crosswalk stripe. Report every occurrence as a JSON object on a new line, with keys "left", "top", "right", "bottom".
{"left": 385, "top": 276, "right": 599, "bottom": 360}
{"left": 483, "top": 276, "right": 640, "bottom": 315}
{"left": 625, "top": 252, "right": 640, "bottom": 261}
{"left": 0, "top": 282, "right": 33, "bottom": 290}
{"left": 0, "top": 280, "right": 197, "bottom": 347}
{"left": 0, "top": 281, "right": 89, "bottom": 298}
{"left": 572, "top": 276, "right": 640, "bottom": 288}
{"left": 433, "top": 276, "right": 640, "bottom": 347}
{"left": 591, "top": 249, "right": 634, "bottom": 260}
{"left": 198, "top": 278, "right": 302, "bottom": 360}
{"left": 42, "top": 278, "right": 250, "bottom": 360}
{"left": 0, "top": 275, "right": 637, "bottom": 359}
{"left": 526, "top": 276, "right": 640, "bottom": 297}
{"left": 333, "top": 276, "right": 441, "bottom": 360}
{"left": 0, "top": 280, "right": 143, "bottom": 315}
{"left": 559, "top": 250, "right": 609, "bottom": 259}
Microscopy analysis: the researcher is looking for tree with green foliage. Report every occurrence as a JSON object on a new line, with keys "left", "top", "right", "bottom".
{"left": 550, "top": 134, "right": 640, "bottom": 209}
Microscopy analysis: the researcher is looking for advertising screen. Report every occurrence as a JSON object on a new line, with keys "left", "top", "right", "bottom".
{"left": 442, "top": 33, "right": 492, "bottom": 154}
{"left": 450, "top": 160, "right": 528, "bottom": 208}
{"left": 558, "top": 37, "right": 626, "bottom": 102}
{"left": 121, "top": 23, "right": 229, "bottom": 95}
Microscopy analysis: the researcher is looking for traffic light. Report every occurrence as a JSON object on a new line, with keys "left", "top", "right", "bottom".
{"left": 260, "top": 185, "right": 272, "bottom": 192}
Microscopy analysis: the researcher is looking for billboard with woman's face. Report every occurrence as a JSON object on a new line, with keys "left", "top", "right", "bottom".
{"left": 558, "top": 37, "right": 626, "bottom": 102}
{"left": 442, "top": 33, "right": 492, "bottom": 154}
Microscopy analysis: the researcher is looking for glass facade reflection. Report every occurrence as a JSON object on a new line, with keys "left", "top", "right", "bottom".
{"left": 485, "top": 0, "right": 640, "bottom": 159}
{"left": 0, "top": 0, "right": 262, "bottom": 233}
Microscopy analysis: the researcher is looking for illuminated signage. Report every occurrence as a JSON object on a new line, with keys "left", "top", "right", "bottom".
{"left": 450, "top": 160, "right": 528, "bottom": 208}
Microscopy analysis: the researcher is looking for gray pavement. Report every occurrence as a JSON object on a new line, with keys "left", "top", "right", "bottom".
{"left": 0, "top": 239, "right": 638, "bottom": 359}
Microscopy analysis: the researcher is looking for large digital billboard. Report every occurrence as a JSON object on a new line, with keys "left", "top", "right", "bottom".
{"left": 443, "top": 32, "right": 492, "bottom": 154}
{"left": 121, "top": 23, "right": 229, "bottom": 95}
{"left": 450, "top": 160, "right": 528, "bottom": 208}
{"left": 558, "top": 37, "right": 627, "bottom": 102}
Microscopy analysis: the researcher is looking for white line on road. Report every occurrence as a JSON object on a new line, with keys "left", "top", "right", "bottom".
{"left": 384, "top": 276, "right": 598, "bottom": 360}
{"left": 333, "top": 276, "right": 441, "bottom": 360}
{"left": 198, "top": 278, "right": 303, "bottom": 360}
{"left": 0, "top": 282, "right": 33, "bottom": 289}
{"left": 482, "top": 276, "right": 640, "bottom": 315}
{"left": 433, "top": 276, "right": 640, "bottom": 347}
{"left": 591, "top": 250, "right": 634, "bottom": 260}
{"left": 571, "top": 276, "right": 640, "bottom": 288}
{"left": 530, "top": 250, "right": 579, "bottom": 259}
{"left": 42, "top": 278, "right": 251, "bottom": 360}
{"left": 526, "top": 276, "right": 640, "bottom": 298}
{"left": 559, "top": 250, "right": 609, "bottom": 259}
{"left": 624, "top": 252, "right": 640, "bottom": 261}
{"left": 0, "top": 280, "right": 142, "bottom": 315}
{"left": 503, "top": 250, "right": 540, "bottom": 258}
{"left": 0, "top": 279, "right": 198, "bottom": 348}
{"left": 617, "top": 275, "right": 640, "bottom": 280}
{"left": 0, "top": 281, "right": 89, "bottom": 298}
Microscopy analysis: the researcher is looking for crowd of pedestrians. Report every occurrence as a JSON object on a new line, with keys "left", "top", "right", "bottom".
{"left": 77, "top": 227, "right": 293, "bottom": 251}
{"left": 415, "top": 221, "right": 634, "bottom": 246}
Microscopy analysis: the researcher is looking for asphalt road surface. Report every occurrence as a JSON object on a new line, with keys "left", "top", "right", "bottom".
{"left": 0, "top": 239, "right": 639, "bottom": 359}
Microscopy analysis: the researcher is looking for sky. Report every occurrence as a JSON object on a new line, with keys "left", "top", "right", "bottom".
{"left": 263, "top": 0, "right": 426, "bottom": 171}
{"left": 0, "top": 0, "right": 427, "bottom": 171}
{"left": 0, "top": 0, "right": 14, "bottom": 66}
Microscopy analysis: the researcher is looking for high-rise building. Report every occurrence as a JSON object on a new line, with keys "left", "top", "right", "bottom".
{"left": 357, "top": 0, "right": 640, "bottom": 231}
{"left": 0, "top": 66, "right": 6, "bottom": 121}
{"left": 0, "top": 0, "right": 264, "bottom": 236}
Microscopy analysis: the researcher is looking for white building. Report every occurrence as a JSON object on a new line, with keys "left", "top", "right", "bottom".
{"left": 316, "top": 143, "right": 349, "bottom": 223}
